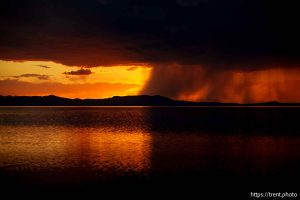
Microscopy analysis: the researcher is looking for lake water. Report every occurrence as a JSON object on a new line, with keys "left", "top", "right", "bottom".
{"left": 0, "top": 107, "right": 300, "bottom": 196}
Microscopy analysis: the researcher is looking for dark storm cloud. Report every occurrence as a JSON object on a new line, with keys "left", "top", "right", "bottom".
{"left": 176, "top": 0, "right": 203, "bottom": 7}
{"left": 63, "top": 69, "right": 92, "bottom": 76}
{"left": 1, "top": 0, "right": 300, "bottom": 69}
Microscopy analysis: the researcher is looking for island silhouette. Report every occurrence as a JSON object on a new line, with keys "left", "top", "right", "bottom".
{"left": 0, "top": 95, "right": 299, "bottom": 106}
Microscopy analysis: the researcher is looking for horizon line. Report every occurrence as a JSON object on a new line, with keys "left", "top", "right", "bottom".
{"left": 1, "top": 94, "right": 300, "bottom": 105}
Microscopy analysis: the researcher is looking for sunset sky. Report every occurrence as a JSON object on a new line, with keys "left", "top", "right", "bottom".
{"left": 0, "top": 60, "right": 151, "bottom": 99}
{"left": 0, "top": 0, "right": 299, "bottom": 102}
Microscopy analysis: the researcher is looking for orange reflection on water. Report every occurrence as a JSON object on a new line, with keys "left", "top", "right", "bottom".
{"left": 64, "top": 127, "right": 152, "bottom": 174}
{"left": 0, "top": 126, "right": 151, "bottom": 176}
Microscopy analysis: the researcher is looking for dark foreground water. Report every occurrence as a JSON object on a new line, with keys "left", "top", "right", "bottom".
{"left": 0, "top": 107, "right": 300, "bottom": 198}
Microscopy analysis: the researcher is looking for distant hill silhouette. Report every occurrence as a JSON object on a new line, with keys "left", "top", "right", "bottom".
{"left": 0, "top": 95, "right": 299, "bottom": 106}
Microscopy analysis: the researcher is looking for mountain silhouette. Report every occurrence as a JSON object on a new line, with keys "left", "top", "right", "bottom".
{"left": 0, "top": 95, "right": 299, "bottom": 106}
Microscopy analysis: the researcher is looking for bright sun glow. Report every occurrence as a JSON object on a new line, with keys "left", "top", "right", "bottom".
{"left": 0, "top": 60, "right": 152, "bottom": 99}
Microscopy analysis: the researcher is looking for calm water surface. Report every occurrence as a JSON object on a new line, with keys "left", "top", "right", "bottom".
{"left": 0, "top": 107, "right": 300, "bottom": 189}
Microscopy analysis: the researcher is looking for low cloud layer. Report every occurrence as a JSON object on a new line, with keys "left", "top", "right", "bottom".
{"left": 12, "top": 73, "right": 50, "bottom": 80}
{"left": 63, "top": 69, "right": 93, "bottom": 76}
{"left": 35, "top": 65, "right": 51, "bottom": 69}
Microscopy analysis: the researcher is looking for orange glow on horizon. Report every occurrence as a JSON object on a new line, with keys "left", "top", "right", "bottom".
{"left": 0, "top": 60, "right": 152, "bottom": 99}
{"left": 1, "top": 60, "right": 299, "bottom": 102}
